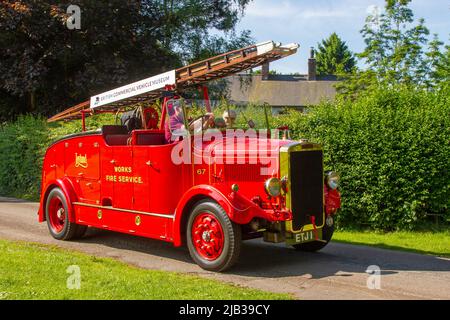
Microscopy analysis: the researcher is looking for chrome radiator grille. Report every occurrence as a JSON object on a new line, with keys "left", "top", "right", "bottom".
{"left": 289, "top": 150, "right": 324, "bottom": 230}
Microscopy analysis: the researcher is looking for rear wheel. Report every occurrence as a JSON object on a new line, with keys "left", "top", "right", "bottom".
{"left": 292, "top": 216, "right": 334, "bottom": 252}
{"left": 45, "top": 188, "right": 86, "bottom": 240}
{"left": 186, "top": 200, "right": 241, "bottom": 272}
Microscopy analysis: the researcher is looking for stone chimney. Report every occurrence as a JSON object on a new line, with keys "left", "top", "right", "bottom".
{"left": 261, "top": 62, "right": 270, "bottom": 80}
{"left": 308, "top": 47, "right": 317, "bottom": 81}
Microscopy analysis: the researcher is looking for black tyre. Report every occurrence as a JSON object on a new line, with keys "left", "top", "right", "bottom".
{"left": 45, "top": 187, "right": 86, "bottom": 240}
{"left": 292, "top": 219, "right": 334, "bottom": 252}
{"left": 74, "top": 225, "right": 88, "bottom": 239}
{"left": 186, "top": 200, "right": 241, "bottom": 272}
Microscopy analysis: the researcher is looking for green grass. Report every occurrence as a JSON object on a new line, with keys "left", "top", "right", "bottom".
{"left": 333, "top": 228, "right": 450, "bottom": 258}
{"left": 0, "top": 239, "right": 291, "bottom": 300}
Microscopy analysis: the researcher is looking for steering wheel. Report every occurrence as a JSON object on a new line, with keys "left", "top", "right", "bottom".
{"left": 143, "top": 107, "right": 159, "bottom": 129}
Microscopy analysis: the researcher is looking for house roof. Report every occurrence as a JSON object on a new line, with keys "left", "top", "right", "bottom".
{"left": 226, "top": 74, "right": 339, "bottom": 107}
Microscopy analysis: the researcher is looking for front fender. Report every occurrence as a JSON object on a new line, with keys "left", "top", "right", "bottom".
{"left": 172, "top": 185, "right": 233, "bottom": 246}
{"left": 38, "top": 178, "right": 78, "bottom": 223}
{"left": 172, "top": 184, "right": 273, "bottom": 246}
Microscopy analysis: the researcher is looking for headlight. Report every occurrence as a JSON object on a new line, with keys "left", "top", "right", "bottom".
{"left": 264, "top": 178, "right": 281, "bottom": 197}
{"left": 325, "top": 171, "right": 339, "bottom": 190}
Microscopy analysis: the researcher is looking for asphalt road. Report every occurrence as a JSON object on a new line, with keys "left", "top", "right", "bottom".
{"left": 0, "top": 196, "right": 449, "bottom": 300}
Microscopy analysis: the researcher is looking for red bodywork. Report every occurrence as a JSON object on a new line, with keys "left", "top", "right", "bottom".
{"left": 39, "top": 105, "right": 341, "bottom": 248}
{"left": 39, "top": 42, "right": 342, "bottom": 270}
{"left": 38, "top": 130, "right": 299, "bottom": 246}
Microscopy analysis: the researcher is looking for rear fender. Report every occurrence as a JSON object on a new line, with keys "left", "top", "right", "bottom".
{"left": 38, "top": 178, "right": 78, "bottom": 223}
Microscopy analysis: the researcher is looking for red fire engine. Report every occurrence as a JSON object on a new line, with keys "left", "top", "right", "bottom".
{"left": 39, "top": 41, "right": 341, "bottom": 271}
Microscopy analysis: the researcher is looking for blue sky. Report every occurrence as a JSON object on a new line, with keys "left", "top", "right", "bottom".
{"left": 235, "top": 0, "right": 450, "bottom": 74}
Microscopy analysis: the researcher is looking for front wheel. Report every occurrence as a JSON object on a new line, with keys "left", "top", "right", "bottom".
{"left": 186, "top": 200, "right": 241, "bottom": 272}
{"left": 292, "top": 216, "right": 334, "bottom": 252}
{"left": 45, "top": 187, "right": 86, "bottom": 240}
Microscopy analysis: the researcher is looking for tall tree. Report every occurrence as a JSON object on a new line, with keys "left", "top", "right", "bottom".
{"left": 358, "top": 0, "right": 429, "bottom": 86}
{"left": 435, "top": 42, "right": 450, "bottom": 87}
{"left": 427, "top": 35, "right": 450, "bottom": 89}
{"left": 0, "top": 0, "right": 253, "bottom": 120}
{"left": 423, "top": 34, "right": 444, "bottom": 89}
{"left": 338, "top": 0, "right": 431, "bottom": 96}
{"left": 315, "top": 32, "right": 356, "bottom": 76}
{"left": 151, "top": 0, "right": 252, "bottom": 63}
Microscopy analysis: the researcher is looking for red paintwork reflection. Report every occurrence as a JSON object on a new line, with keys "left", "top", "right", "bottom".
{"left": 325, "top": 186, "right": 341, "bottom": 214}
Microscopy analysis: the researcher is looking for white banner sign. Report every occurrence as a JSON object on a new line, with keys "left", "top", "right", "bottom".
{"left": 90, "top": 70, "right": 176, "bottom": 108}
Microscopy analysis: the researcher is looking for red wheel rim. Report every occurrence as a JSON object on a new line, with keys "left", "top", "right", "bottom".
{"left": 191, "top": 213, "right": 224, "bottom": 261}
{"left": 48, "top": 196, "right": 66, "bottom": 233}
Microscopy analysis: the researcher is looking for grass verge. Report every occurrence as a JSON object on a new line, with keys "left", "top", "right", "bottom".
{"left": 333, "top": 229, "right": 450, "bottom": 258}
{"left": 0, "top": 239, "right": 291, "bottom": 300}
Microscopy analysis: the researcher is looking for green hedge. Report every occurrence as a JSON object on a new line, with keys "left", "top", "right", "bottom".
{"left": 0, "top": 88, "right": 448, "bottom": 230}
{"left": 0, "top": 116, "right": 48, "bottom": 200}
{"left": 275, "top": 87, "right": 450, "bottom": 230}
{"left": 0, "top": 114, "right": 114, "bottom": 200}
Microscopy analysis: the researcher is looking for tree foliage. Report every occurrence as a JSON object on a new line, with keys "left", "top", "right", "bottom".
{"left": 315, "top": 32, "right": 356, "bottom": 76}
{"left": 338, "top": 0, "right": 449, "bottom": 96}
{"left": 0, "top": 0, "right": 252, "bottom": 120}
{"left": 429, "top": 37, "right": 450, "bottom": 88}
{"left": 359, "top": 0, "right": 429, "bottom": 85}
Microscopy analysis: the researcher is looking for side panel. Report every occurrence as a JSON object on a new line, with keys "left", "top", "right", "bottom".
{"left": 74, "top": 204, "right": 172, "bottom": 241}
{"left": 100, "top": 144, "right": 114, "bottom": 206}
{"left": 64, "top": 137, "right": 101, "bottom": 204}
{"left": 112, "top": 146, "right": 134, "bottom": 209}
{"left": 39, "top": 137, "right": 94, "bottom": 221}
{"left": 132, "top": 146, "right": 150, "bottom": 212}
{"left": 42, "top": 147, "right": 57, "bottom": 187}
{"left": 147, "top": 144, "right": 185, "bottom": 215}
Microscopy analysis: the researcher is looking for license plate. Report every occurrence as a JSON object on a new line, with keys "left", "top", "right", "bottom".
{"left": 286, "top": 229, "right": 322, "bottom": 245}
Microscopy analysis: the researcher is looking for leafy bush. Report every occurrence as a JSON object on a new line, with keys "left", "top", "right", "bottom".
{"left": 0, "top": 114, "right": 115, "bottom": 200}
{"left": 276, "top": 87, "right": 450, "bottom": 230}
{"left": 0, "top": 116, "right": 48, "bottom": 200}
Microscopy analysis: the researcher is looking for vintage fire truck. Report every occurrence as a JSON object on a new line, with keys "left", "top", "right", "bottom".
{"left": 39, "top": 41, "right": 341, "bottom": 271}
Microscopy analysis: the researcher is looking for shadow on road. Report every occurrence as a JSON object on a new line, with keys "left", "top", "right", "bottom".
{"left": 77, "top": 228, "right": 450, "bottom": 279}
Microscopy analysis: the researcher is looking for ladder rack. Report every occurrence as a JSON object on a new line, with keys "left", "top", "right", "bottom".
{"left": 48, "top": 41, "right": 299, "bottom": 122}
